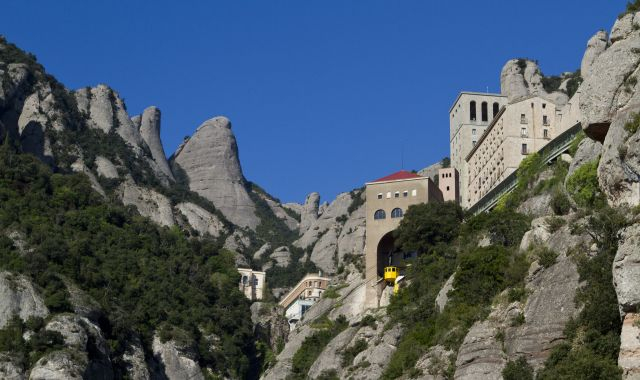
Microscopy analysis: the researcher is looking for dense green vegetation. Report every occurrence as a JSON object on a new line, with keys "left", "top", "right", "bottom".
{"left": 619, "top": 0, "right": 640, "bottom": 18}
{"left": 0, "top": 316, "right": 65, "bottom": 368}
{"left": 624, "top": 112, "right": 640, "bottom": 135}
{"left": 289, "top": 315, "right": 348, "bottom": 379}
{"left": 502, "top": 356, "right": 534, "bottom": 380}
{"left": 566, "top": 159, "right": 603, "bottom": 208}
{"left": 383, "top": 202, "right": 530, "bottom": 379}
{"left": 0, "top": 141, "right": 257, "bottom": 378}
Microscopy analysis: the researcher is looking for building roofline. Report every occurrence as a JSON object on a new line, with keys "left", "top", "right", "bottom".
{"left": 365, "top": 176, "right": 429, "bottom": 186}
{"left": 449, "top": 91, "right": 507, "bottom": 113}
{"left": 277, "top": 274, "right": 332, "bottom": 309}
{"left": 237, "top": 268, "right": 266, "bottom": 275}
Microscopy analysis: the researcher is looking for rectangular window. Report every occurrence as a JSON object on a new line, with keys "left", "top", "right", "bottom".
{"left": 543, "top": 115, "right": 549, "bottom": 125}
{"left": 472, "top": 129, "right": 476, "bottom": 135}
{"left": 386, "top": 192, "right": 391, "bottom": 199}
{"left": 377, "top": 193, "right": 383, "bottom": 199}
{"left": 472, "top": 140, "right": 477, "bottom": 146}
{"left": 403, "top": 191, "right": 408, "bottom": 197}
{"left": 544, "top": 129, "right": 549, "bottom": 138}
{"left": 411, "top": 189, "right": 417, "bottom": 196}
{"left": 521, "top": 127, "right": 527, "bottom": 137}
{"left": 520, "top": 114, "right": 527, "bottom": 124}
{"left": 522, "top": 143, "right": 528, "bottom": 155}
{"left": 394, "top": 192, "right": 400, "bottom": 198}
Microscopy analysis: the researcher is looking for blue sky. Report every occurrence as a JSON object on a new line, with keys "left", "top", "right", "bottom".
{"left": 2, "top": 1, "right": 627, "bottom": 204}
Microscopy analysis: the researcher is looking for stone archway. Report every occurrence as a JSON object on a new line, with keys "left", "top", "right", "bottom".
{"left": 376, "top": 231, "right": 397, "bottom": 277}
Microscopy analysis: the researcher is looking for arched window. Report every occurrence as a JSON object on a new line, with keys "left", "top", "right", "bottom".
{"left": 481, "top": 101, "right": 488, "bottom": 122}
{"left": 493, "top": 102, "right": 500, "bottom": 118}
{"left": 469, "top": 101, "right": 476, "bottom": 121}
{"left": 242, "top": 276, "right": 248, "bottom": 284}
{"left": 374, "top": 209, "right": 386, "bottom": 220}
{"left": 391, "top": 208, "right": 403, "bottom": 218}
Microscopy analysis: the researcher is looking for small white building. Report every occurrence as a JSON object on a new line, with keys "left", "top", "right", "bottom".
{"left": 238, "top": 268, "right": 265, "bottom": 301}
{"left": 278, "top": 273, "right": 330, "bottom": 329}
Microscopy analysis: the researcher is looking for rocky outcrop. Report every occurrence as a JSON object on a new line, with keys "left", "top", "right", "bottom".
{"left": 299, "top": 192, "right": 320, "bottom": 235}
{"left": 152, "top": 335, "right": 204, "bottom": 380}
{"left": 262, "top": 246, "right": 291, "bottom": 271}
{"left": 0, "top": 354, "right": 24, "bottom": 380}
{"left": 0, "top": 271, "right": 48, "bottom": 328}
{"left": 175, "top": 202, "right": 226, "bottom": 238}
{"left": 223, "top": 230, "right": 251, "bottom": 254}
{"left": 118, "top": 181, "right": 175, "bottom": 227}
{"left": 94, "top": 156, "right": 119, "bottom": 179}
{"left": 435, "top": 274, "right": 455, "bottom": 313}
{"left": 172, "top": 117, "right": 259, "bottom": 229}
{"left": 614, "top": 223, "right": 640, "bottom": 315}
{"left": 418, "top": 161, "right": 444, "bottom": 182}
{"left": 71, "top": 159, "right": 106, "bottom": 197}
{"left": 122, "top": 336, "right": 150, "bottom": 380}
{"left": 619, "top": 313, "right": 640, "bottom": 379}
{"left": 567, "top": 138, "right": 602, "bottom": 180}
{"left": 29, "top": 350, "right": 88, "bottom": 380}
{"left": 415, "top": 345, "right": 454, "bottom": 380}
{"left": 500, "top": 59, "right": 569, "bottom": 106}
{"left": 261, "top": 325, "right": 314, "bottom": 380}
{"left": 307, "top": 327, "right": 359, "bottom": 378}
{"left": 138, "top": 106, "right": 174, "bottom": 182}
{"left": 579, "top": 13, "right": 640, "bottom": 142}
{"left": 251, "top": 303, "right": 289, "bottom": 352}
{"left": 253, "top": 243, "right": 272, "bottom": 261}
{"left": 581, "top": 30, "right": 609, "bottom": 79}
{"left": 597, "top": 104, "right": 640, "bottom": 207}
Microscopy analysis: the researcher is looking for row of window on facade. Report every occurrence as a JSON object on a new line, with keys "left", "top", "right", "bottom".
{"left": 241, "top": 275, "right": 259, "bottom": 286}
{"left": 469, "top": 101, "right": 500, "bottom": 122}
{"left": 306, "top": 280, "right": 324, "bottom": 288}
{"left": 519, "top": 114, "right": 550, "bottom": 126}
{"left": 471, "top": 128, "right": 549, "bottom": 148}
{"left": 377, "top": 189, "right": 417, "bottom": 199}
{"left": 374, "top": 208, "right": 403, "bottom": 220}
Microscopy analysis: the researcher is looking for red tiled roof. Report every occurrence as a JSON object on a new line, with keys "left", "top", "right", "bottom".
{"left": 370, "top": 170, "right": 423, "bottom": 183}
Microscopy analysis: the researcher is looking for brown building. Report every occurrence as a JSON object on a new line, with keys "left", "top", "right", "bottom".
{"left": 364, "top": 170, "right": 444, "bottom": 308}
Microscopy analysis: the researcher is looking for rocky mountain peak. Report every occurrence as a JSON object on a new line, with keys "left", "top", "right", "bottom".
{"left": 138, "top": 106, "right": 175, "bottom": 182}
{"left": 500, "top": 59, "right": 569, "bottom": 106}
{"left": 172, "top": 116, "right": 260, "bottom": 230}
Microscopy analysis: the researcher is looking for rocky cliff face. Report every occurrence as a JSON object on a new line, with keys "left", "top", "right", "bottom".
{"left": 172, "top": 117, "right": 260, "bottom": 230}
{"left": 500, "top": 59, "right": 569, "bottom": 106}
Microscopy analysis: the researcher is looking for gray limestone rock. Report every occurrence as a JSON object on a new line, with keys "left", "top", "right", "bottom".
{"left": 118, "top": 181, "right": 175, "bottom": 227}
{"left": 435, "top": 273, "right": 455, "bottom": 313}
{"left": 152, "top": 335, "right": 204, "bottom": 380}
{"left": 567, "top": 138, "right": 602, "bottom": 180}
{"left": 175, "top": 202, "right": 226, "bottom": 238}
{"left": 414, "top": 345, "right": 454, "bottom": 380}
{"left": 261, "top": 325, "right": 314, "bottom": 380}
{"left": 0, "top": 271, "right": 48, "bottom": 328}
{"left": 263, "top": 196, "right": 299, "bottom": 230}
{"left": 500, "top": 59, "right": 568, "bottom": 106}
{"left": 172, "top": 117, "right": 259, "bottom": 229}
{"left": 64, "top": 281, "right": 103, "bottom": 323}
{"left": 71, "top": 159, "right": 106, "bottom": 197}
{"left": 29, "top": 350, "right": 88, "bottom": 380}
{"left": 250, "top": 302, "right": 289, "bottom": 352}
{"left": 329, "top": 281, "right": 366, "bottom": 321}
{"left": 307, "top": 327, "right": 359, "bottom": 379}
{"left": 253, "top": 243, "right": 272, "bottom": 261}
{"left": 517, "top": 193, "right": 553, "bottom": 218}
{"left": 0, "top": 354, "right": 24, "bottom": 380}
{"left": 270, "top": 246, "right": 292, "bottom": 268}
{"left": 310, "top": 227, "right": 339, "bottom": 274}
{"left": 619, "top": 313, "right": 640, "bottom": 379}
{"left": 349, "top": 322, "right": 403, "bottom": 380}
{"left": 614, "top": 223, "right": 640, "bottom": 315}
{"left": 122, "top": 336, "right": 150, "bottom": 380}
{"left": 597, "top": 104, "right": 640, "bottom": 207}
{"left": 223, "top": 230, "right": 251, "bottom": 254}
{"left": 138, "top": 106, "right": 174, "bottom": 181}
{"left": 418, "top": 161, "right": 444, "bottom": 182}
{"left": 299, "top": 192, "right": 320, "bottom": 235}
{"left": 296, "top": 192, "right": 352, "bottom": 250}
{"left": 519, "top": 217, "right": 552, "bottom": 252}
{"left": 95, "top": 156, "right": 119, "bottom": 179}
{"left": 87, "top": 85, "right": 115, "bottom": 133}
{"left": 0, "top": 63, "right": 29, "bottom": 110}
{"left": 336, "top": 203, "right": 366, "bottom": 263}
{"left": 581, "top": 30, "right": 609, "bottom": 79}
{"left": 579, "top": 14, "right": 640, "bottom": 142}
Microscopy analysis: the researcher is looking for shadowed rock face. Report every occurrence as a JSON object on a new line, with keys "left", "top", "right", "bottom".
{"left": 172, "top": 117, "right": 259, "bottom": 230}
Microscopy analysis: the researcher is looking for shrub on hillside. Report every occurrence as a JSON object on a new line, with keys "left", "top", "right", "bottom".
{"left": 502, "top": 357, "right": 534, "bottom": 380}
{"left": 394, "top": 202, "right": 464, "bottom": 254}
{"left": 566, "top": 160, "right": 603, "bottom": 208}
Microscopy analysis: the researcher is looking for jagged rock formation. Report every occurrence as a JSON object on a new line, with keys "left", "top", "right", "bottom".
{"left": 172, "top": 117, "right": 259, "bottom": 230}
{"left": 435, "top": 274, "right": 455, "bottom": 313}
{"left": 151, "top": 335, "right": 205, "bottom": 380}
{"left": 175, "top": 202, "right": 226, "bottom": 238}
{"left": 298, "top": 192, "right": 320, "bottom": 235}
{"left": 500, "top": 59, "right": 569, "bottom": 105}
{"left": 580, "top": 12, "right": 640, "bottom": 142}
{"left": 30, "top": 350, "right": 88, "bottom": 380}
{"left": 251, "top": 303, "right": 289, "bottom": 352}
{"left": 597, "top": 104, "right": 640, "bottom": 207}
{"left": 136, "top": 106, "right": 175, "bottom": 182}
{"left": 581, "top": 30, "right": 609, "bottom": 79}
{"left": 262, "top": 246, "right": 292, "bottom": 271}
{"left": 614, "top": 222, "right": 640, "bottom": 316}
{"left": 118, "top": 180, "right": 175, "bottom": 227}
{"left": 567, "top": 138, "right": 602, "bottom": 180}
{"left": 0, "top": 271, "right": 48, "bottom": 328}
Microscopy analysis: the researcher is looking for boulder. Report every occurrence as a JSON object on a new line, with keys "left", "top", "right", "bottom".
{"left": 152, "top": 335, "right": 204, "bottom": 380}
{"left": 94, "top": 156, "right": 119, "bottom": 179}
{"left": 175, "top": 202, "right": 226, "bottom": 238}
{"left": 414, "top": 345, "right": 454, "bottom": 380}
{"left": 29, "top": 350, "right": 88, "bottom": 380}
{"left": 270, "top": 246, "right": 292, "bottom": 268}
{"left": 253, "top": 243, "right": 272, "bottom": 261}
{"left": 597, "top": 104, "right": 640, "bottom": 207}
{"left": 349, "top": 322, "right": 403, "bottom": 380}
{"left": 613, "top": 223, "right": 640, "bottom": 315}
{"left": 118, "top": 181, "right": 175, "bottom": 227}
{"left": 138, "top": 106, "right": 174, "bottom": 181}
{"left": 0, "top": 271, "right": 48, "bottom": 328}
{"left": 581, "top": 30, "right": 609, "bottom": 79}
{"left": 0, "top": 353, "right": 24, "bottom": 380}
{"left": 172, "top": 117, "right": 259, "bottom": 229}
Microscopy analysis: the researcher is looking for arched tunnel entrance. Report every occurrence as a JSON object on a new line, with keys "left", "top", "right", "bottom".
{"left": 376, "top": 231, "right": 418, "bottom": 278}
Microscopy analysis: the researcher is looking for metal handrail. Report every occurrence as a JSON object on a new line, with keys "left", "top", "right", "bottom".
{"left": 467, "top": 123, "right": 582, "bottom": 215}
